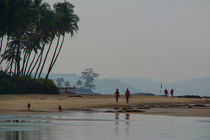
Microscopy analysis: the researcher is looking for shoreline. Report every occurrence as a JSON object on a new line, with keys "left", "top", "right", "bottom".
{"left": 0, "top": 94, "right": 210, "bottom": 117}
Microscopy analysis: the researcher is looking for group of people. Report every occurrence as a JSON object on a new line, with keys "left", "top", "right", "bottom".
{"left": 164, "top": 88, "right": 174, "bottom": 97}
{"left": 114, "top": 88, "right": 174, "bottom": 104}
{"left": 114, "top": 88, "right": 131, "bottom": 104}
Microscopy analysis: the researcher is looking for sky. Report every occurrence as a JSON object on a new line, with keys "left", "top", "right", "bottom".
{"left": 45, "top": 0, "right": 210, "bottom": 82}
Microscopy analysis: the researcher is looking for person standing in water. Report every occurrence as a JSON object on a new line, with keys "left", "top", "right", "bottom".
{"left": 125, "top": 88, "right": 131, "bottom": 104}
{"left": 115, "top": 89, "right": 120, "bottom": 104}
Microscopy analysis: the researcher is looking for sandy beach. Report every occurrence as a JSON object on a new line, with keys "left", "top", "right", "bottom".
{"left": 0, "top": 94, "right": 210, "bottom": 117}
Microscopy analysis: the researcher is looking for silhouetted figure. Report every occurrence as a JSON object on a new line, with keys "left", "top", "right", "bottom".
{"left": 125, "top": 88, "right": 131, "bottom": 104}
{"left": 170, "top": 89, "right": 174, "bottom": 97}
{"left": 115, "top": 89, "right": 120, "bottom": 104}
{"left": 164, "top": 88, "right": 168, "bottom": 97}
{"left": 115, "top": 112, "right": 119, "bottom": 120}
{"left": 58, "top": 105, "right": 62, "bottom": 112}
{"left": 125, "top": 113, "right": 130, "bottom": 120}
{"left": 125, "top": 113, "right": 130, "bottom": 126}
{"left": 27, "top": 103, "right": 31, "bottom": 111}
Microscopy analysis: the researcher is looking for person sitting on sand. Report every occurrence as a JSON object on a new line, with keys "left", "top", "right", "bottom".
{"left": 170, "top": 89, "right": 174, "bottom": 97}
{"left": 125, "top": 88, "right": 131, "bottom": 104}
{"left": 115, "top": 89, "right": 120, "bottom": 104}
{"left": 164, "top": 88, "right": 168, "bottom": 97}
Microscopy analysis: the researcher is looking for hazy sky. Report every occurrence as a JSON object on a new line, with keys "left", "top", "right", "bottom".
{"left": 45, "top": 0, "right": 210, "bottom": 82}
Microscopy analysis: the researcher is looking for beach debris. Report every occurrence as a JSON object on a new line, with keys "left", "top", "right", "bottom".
{"left": 58, "top": 105, "right": 62, "bottom": 112}
{"left": 188, "top": 104, "right": 192, "bottom": 108}
{"left": 27, "top": 103, "right": 31, "bottom": 111}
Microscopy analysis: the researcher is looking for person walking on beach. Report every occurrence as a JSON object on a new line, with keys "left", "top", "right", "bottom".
{"left": 164, "top": 88, "right": 168, "bottom": 97}
{"left": 125, "top": 88, "right": 131, "bottom": 104}
{"left": 170, "top": 89, "right": 174, "bottom": 97}
{"left": 115, "top": 89, "right": 120, "bottom": 104}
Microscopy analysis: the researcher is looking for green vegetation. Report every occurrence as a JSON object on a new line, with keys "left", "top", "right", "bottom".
{"left": 0, "top": 0, "right": 79, "bottom": 80}
{"left": 0, "top": 0, "right": 79, "bottom": 94}
{"left": 0, "top": 70, "right": 57, "bottom": 94}
{"left": 75, "top": 68, "right": 99, "bottom": 93}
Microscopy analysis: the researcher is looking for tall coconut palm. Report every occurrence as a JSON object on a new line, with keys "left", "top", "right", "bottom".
{"left": 45, "top": 2, "right": 79, "bottom": 81}
{"left": 4, "top": 0, "right": 39, "bottom": 75}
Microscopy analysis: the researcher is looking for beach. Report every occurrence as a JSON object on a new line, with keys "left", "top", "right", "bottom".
{"left": 0, "top": 94, "right": 210, "bottom": 117}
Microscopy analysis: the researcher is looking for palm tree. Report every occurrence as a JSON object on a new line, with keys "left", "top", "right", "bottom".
{"left": 1, "top": 0, "right": 79, "bottom": 79}
{"left": 36, "top": 3, "right": 56, "bottom": 78}
{"left": 45, "top": 2, "right": 79, "bottom": 81}
{"left": 4, "top": 0, "right": 39, "bottom": 75}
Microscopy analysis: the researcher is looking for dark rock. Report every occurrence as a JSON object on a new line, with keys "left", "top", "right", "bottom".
{"left": 192, "top": 104, "right": 205, "bottom": 107}
{"left": 177, "top": 95, "right": 201, "bottom": 98}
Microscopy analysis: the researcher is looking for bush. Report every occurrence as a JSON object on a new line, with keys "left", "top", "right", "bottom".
{"left": 0, "top": 71, "right": 58, "bottom": 94}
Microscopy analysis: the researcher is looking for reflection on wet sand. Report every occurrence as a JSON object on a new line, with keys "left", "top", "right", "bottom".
{"left": 1, "top": 131, "right": 26, "bottom": 140}
{"left": 125, "top": 113, "right": 130, "bottom": 135}
{"left": 1, "top": 112, "right": 209, "bottom": 140}
{"left": 114, "top": 113, "right": 131, "bottom": 135}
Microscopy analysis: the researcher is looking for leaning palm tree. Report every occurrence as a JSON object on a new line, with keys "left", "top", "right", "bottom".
{"left": 45, "top": 2, "right": 79, "bottom": 81}
{"left": 4, "top": 0, "right": 39, "bottom": 75}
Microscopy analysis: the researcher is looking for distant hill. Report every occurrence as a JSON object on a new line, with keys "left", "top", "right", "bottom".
{"left": 116, "top": 78, "right": 161, "bottom": 94}
{"left": 48, "top": 74, "right": 210, "bottom": 96}
{"left": 116, "top": 77, "right": 210, "bottom": 96}
{"left": 94, "top": 79, "right": 140, "bottom": 94}
{"left": 165, "top": 78, "right": 210, "bottom": 96}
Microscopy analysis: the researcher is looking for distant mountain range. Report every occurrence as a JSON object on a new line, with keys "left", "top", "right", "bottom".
{"left": 49, "top": 74, "right": 210, "bottom": 96}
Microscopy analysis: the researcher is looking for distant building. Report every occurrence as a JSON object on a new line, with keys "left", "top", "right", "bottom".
{"left": 58, "top": 87, "right": 76, "bottom": 94}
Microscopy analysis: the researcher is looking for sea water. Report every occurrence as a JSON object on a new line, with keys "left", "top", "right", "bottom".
{"left": 0, "top": 111, "right": 210, "bottom": 140}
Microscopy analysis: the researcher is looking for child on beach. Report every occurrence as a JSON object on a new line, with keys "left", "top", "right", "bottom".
{"left": 115, "top": 89, "right": 120, "bottom": 104}
{"left": 125, "top": 88, "right": 131, "bottom": 104}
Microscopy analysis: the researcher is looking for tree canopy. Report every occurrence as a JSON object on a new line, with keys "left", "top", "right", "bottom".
{"left": 0, "top": 0, "right": 79, "bottom": 81}
{"left": 81, "top": 68, "right": 99, "bottom": 92}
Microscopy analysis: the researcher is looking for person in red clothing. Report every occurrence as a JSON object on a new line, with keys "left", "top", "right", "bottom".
{"left": 164, "top": 88, "right": 168, "bottom": 97}
{"left": 125, "top": 88, "right": 131, "bottom": 104}
{"left": 115, "top": 89, "right": 120, "bottom": 104}
{"left": 170, "top": 89, "right": 174, "bottom": 97}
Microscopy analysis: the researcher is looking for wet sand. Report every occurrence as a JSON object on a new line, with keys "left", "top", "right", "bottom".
{"left": 0, "top": 94, "right": 210, "bottom": 117}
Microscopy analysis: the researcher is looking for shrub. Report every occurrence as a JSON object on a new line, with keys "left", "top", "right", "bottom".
{"left": 0, "top": 71, "right": 58, "bottom": 94}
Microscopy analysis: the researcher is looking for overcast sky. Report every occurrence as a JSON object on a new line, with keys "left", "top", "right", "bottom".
{"left": 45, "top": 0, "right": 210, "bottom": 82}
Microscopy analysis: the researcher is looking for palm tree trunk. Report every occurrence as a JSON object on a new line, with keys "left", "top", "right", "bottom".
{"left": 15, "top": 43, "right": 21, "bottom": 75}
{"left": 45, "top": 35, "right": 65, "bottom": 81}
{"left": 14, "top": 60, "right": 17, "bottom": 75}
{"left": 20, "top": 50, "right": 28, "bottom": 75}
{"left": 3, "top": 62, "right": 10, "bottom": 72}
{"left": 49, "top": 35, "right": 60, "bottom": 69}
{"left": 9, "top": 59, "right": 14, "bottom": 75}
{"left": 45, "top": 35, "right": 61, "bottom": 81}
{"left": 0, "top": 36, "right": 9, "bottom": 65}
{"left": 26, "top": 53, "right": 36, "bottom": 76}
{"left": 51, "top": 34, "right": 65, "bottom": 70}
{"left": 23, "top": 51, "right": 31, "bottom": 75}
{"left": 38, "top": 39, "right": 53, "bottom": 78}
{"left": 0, "top": 36, "right": 3, "bottom": 53}
{"left": 34, "top": 44, "right": 45, "bottom": 79}
{"left": 28, "top": 47, "right": 44, "bottom": 77}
